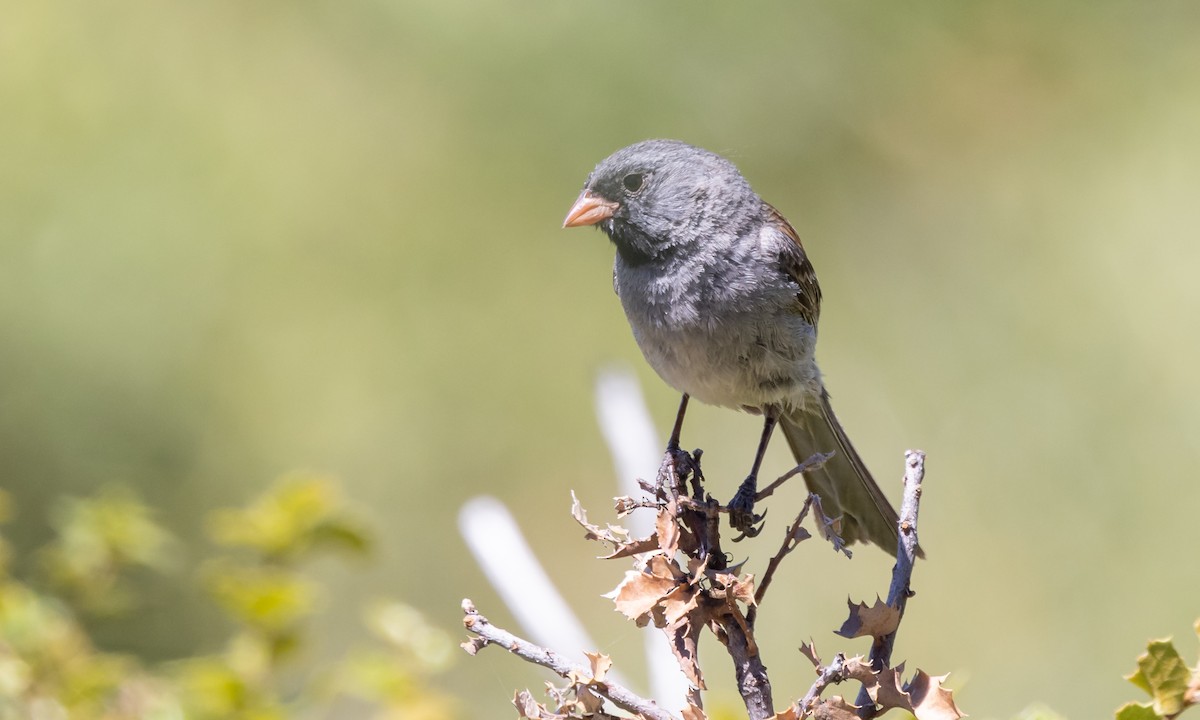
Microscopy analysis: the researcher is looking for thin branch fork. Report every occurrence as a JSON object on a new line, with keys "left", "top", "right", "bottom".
{"left": 460, "top": 599, "right": 676, "bottom": 720}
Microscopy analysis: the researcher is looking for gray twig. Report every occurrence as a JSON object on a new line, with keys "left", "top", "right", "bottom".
{"left": 855, "top": 449, "right": 925, "bottom": 718}
{"left": 461, "top": 599, "right": 675, "bottom": 720}
{"left": 798, "top": 652, "right": 849, "bottom": 715}
{"left": 754, "top": 452, "right": 833, "bottom": 501}
{"left": 751, "top": 494, "right": 814, "bottom": 614}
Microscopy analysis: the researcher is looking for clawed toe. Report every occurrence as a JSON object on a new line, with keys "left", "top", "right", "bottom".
{"left": 728, "top": 478, "right": 767, "bottom": 541}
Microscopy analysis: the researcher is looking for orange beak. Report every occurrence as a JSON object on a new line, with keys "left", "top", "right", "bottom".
{"left": 562, "top": 190, "right": 619, "bottom": 228}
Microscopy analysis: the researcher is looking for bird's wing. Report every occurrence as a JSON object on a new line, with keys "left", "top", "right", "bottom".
{"left": 764, "top": 203, "right": 822, "bottom": 328}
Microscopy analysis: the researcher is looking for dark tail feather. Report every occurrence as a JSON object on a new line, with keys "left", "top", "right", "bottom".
{"left": 778, "top": 390, "right": 918, "bottom": 557}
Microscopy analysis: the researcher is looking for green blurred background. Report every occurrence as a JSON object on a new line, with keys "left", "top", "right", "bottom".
{"left": 3, "top": 1, "right": 1200, "bottom": 717}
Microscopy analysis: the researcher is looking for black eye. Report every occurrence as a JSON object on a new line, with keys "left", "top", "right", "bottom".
{"left": 622, "top": 173, "right": 644, "bottom": 193}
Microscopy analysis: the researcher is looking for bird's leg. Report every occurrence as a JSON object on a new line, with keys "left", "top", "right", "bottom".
{"left": 666, "top": 393, "right": 689, "bottom": 452}
{"left": 728, "top": 411, "right": 778, "bottom": 540}
{"left": 658, "top": 394, "right": 692, "bottom": 496}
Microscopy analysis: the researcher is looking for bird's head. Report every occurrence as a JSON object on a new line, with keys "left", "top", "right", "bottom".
{"left": 563, "top": 139, "right": 761, "bottom": 265}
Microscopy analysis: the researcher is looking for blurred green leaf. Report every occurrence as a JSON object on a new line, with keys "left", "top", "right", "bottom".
{"left": 208, "top": 475, "right": 369, "bottom": 561}
{"left": 1014, "top": 704, "right": 1069, "bottom": 720}
{"left": 1115, "top": 701, "right": 1161, "bottom": 720}
{"left": 39, "top": 486, "right": 173, "bottom": 615}
{"left": 205, "top": 562, "right": 317, "bottom": 635}
{"left": 1126, "top": 639, "right": 1191, "bottom": 716}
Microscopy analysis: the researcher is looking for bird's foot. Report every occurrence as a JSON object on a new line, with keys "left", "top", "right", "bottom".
{"left": 728, "top": 476, "right": 766, "bottom": 541}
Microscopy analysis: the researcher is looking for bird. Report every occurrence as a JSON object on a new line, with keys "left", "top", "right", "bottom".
{"left": 563, "top": 139, "right": 904, "bottom": 556}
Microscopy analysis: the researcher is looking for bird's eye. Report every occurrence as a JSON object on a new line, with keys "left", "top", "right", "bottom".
{"left": 622, "top": 173, "right": 645, "bottom": 193}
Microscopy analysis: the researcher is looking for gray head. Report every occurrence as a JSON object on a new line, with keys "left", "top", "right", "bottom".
{"left": 563, "top": 140, "right": 763, "bottom": 265}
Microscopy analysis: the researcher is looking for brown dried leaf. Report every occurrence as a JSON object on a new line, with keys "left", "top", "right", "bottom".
{"left": 583, "top": 651, "right": 612, "bottom": 683}
{"left": 811, "top": 696, "right": 860, "bottom": 720}
{"left": 662, "top": 584, "right": 700, "bottom": 625}
{"left": 669, "top": 616, "right": 706, "bottom": 690}
{"left": 907, "top": 670, "right": 964, "bottom": 720}
{"left": 728, "top": 574, "right": 757, "bottom": 607}
{"left": 682, "top": 703, "right": 709, "bottom": 720}
{"left": 601, "top": 536, "right": 661, "bottom": 560}
{"left": 613, "top": 495, "right": 639, "bottom": 516}
{"left": 809, "top": 494, "right": 852, "bottom": 558}
{"left": 577, "top": 685, "right": 604, "bottom": 714}
{"left": 866, "top": 665, "right": 910, "bottom": 711}
{"left": 513, "top": 689, "right": 542, "bottom": 718}
{"left": 544, "top": 681, "right": 569, "bottom": 710}
{"left": 799, "top": 641, "right": 820, "bottom": 667}
{"left": 604, "top": 566, "right": 677, "bottom": 621}
{"left": 461, "top": 637, "right": 487, "bottom": 656}
{"left": 770, "top": 705, "right": 800, "bottom": 720}
{"left": 572, "top": 491, "right": 642, "bottom": 552}
{"left": 656, "top": 507, "right": 680, "bottom": 554}
{"left": 836, "top": 597, "right": 901, "bottom": 640}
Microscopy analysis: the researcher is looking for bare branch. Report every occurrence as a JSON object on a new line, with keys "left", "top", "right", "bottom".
{"left": 855, "top": 450, "right": 926, "bottom": 718}
{"left": 754, "top": 452, "right": 833, "bottom": 502}
{"left": 797, "top": 652, "right": 849, "bottom": 715}
{"left": 752, "top": 495, "right": 814, "bottom": 612}
{"left": 461, "top": 599, "right": 676, "bottom": 720}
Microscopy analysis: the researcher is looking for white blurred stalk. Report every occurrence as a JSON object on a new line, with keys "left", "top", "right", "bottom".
{"left": 457, "top": 366, "right": 687, "bottom": 710}
{"left": 594, "top": 366, "right": 689, "bottom": 710}
{"left": 458, "top": 496, "right": 609, "bottom": 673}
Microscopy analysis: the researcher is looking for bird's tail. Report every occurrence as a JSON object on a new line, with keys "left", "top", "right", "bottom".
{"left": 778, "top": 390, "right": 916, "bottom": 557}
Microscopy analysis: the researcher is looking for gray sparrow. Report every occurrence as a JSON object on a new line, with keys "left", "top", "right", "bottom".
{"left": 564, "top": 139, "right": 904, "bottom": 555}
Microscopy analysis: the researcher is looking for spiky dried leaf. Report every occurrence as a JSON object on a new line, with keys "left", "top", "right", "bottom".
{"left": 604, "top": 565, "right": 677, "bottom": 621}
{"left": 577, "top": 685, "right": 604, "bottom": 714}
{"left": 811, "top": 696, "right": 859, "bottom": 720}
{"left": 661, "top": 584, "right": 700, "bottom": 625}
{"left": 907, "top": 670, "right": 965, "bottom": 720}
{"left": 461, "top": 637, "right": 487, "bottom": 656}
{"left": 583, "top": 651, "right": 612, "bottom": 683}
{"left": 836, "top": 597, "right": 900, "bottom": 640}
{"left": 682, "top": 703, "right": 708, "bottom": 720}
{"left": 513, "top": 689, "right": 542, "bottom": 718}
{"left": 769, "top": 705, "right": 800, "bottom": 720}
{"left": 656, "top": 507, "right": 680, "bottom": 555}
{"left": 799, "top": 641, "right": 821, "bottom": 667}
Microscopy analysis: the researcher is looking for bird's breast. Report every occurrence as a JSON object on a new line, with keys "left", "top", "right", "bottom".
{"left": 614, "top": 254, "right": 821, "bottom": 411}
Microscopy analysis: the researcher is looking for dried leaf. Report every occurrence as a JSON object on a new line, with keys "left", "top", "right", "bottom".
{"left": 728, "top": 574, "right": 757, "bottom": 607}
{"left": 460, "top": 637, "right": 487, "bottom": 656}
{"left": 513, "top": 689, "right": 541, "bottom": 718}
{"left": 662, "top": 584, "right": 700, "bottom": 625}
{"left": 656, "top": 507, "right": 680, "bottom": 555}
{"left": 577, "top": 685, "right": 604, "bottom": 714}
{"left": 799, "top": 641, "right": 820, "bottom": 667}
{"left": 769, "top": 705, "right": 800, "bottom": 720}
{"left": 811, "top": 696, "right": 860, "bottom": 720}
{"left": 648, "top": 553, "right": 685, "bottom": 581}
{"left": 907, "top": 670, "right": 964, "bottom": 720}
{"left": 836, "top": 597, "right": 900, "bottom": 639}
{"left": 583, "top": 651, "right": 612, "bottom": 683}
{"left": 669, "top": 616, "right": 706, "bottom": 689}
{"left": 572, "top": 491, "right": 641, "bottom": 553}
{"left": 613, "top": 495, "right": 639, "bottom": 516}
{"left": 866, "top": 666, "right": 910, "bottom": 711}
{"left": 682, "top": 703, "right": 709, "bottom": 720}
{"left": 600, "top": 538, "right": 660, "bottom": 560}
{"left": 604, "top": 566, "right": 677, "bottom": 621}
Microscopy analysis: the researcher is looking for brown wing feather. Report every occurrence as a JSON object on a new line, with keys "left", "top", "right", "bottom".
{"left": 764, "top": 203, "right": 821, "bottom": 328}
